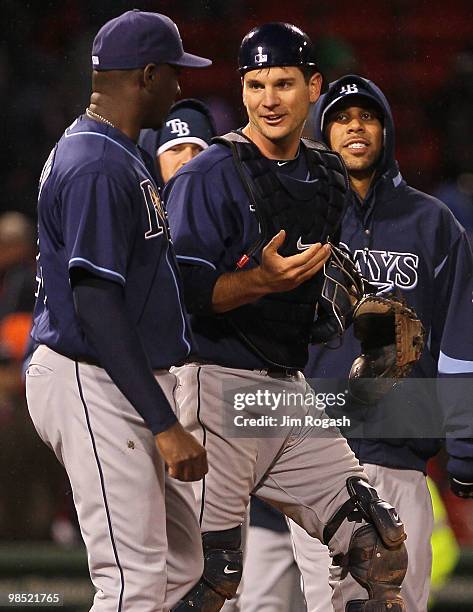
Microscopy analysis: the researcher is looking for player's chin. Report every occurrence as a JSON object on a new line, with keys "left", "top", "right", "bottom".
{"left": 260, "top": 124, "right": 291, "bottom": 142}
{"left": 343, "top": 156, "right": 373, "bottom": 173}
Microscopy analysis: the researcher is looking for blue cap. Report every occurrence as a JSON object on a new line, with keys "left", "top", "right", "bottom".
{"left": 320, "top": 76, "right": 383, "bottom": 132}
{"left": 156, "top": 99, "right": 216, "bottom": 155}
{"left": 91, "top": 10, "right": 212, "bottom": 71}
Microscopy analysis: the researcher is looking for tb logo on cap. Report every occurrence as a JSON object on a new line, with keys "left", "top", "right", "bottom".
{"left": 340, "top": 84, "right": 358, "bottom": 94}
{"left": 255, "top": 46, "right": 268, "bottom": 63}
{"left": 166, "top": 118, "right": 190, "bottom": 137}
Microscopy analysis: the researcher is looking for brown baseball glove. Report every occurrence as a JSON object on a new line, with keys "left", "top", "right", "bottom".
{"left": 348, "top": 294, "right": 425, "bottom": 404}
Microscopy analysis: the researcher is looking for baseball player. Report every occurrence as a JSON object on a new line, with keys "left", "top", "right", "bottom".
{"left": 25, "top": 11, "right": 212, "bottom": 612}
{"left": 142, "top": 101, "right": 304, "bottom": 612}
{"left": 165, "top": 24, "right": 408, "bottom": 612}
{"left": 285, "top": 74, "right": 473, "bottom": 611}
{"left": 139, "top": 98, "right": 217, "bottom": 187}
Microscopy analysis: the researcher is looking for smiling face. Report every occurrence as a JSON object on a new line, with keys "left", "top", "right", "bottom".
{"left": 242, "top": 66, "right": 321, "bottom": 158}
{"left": 325, "top": 101, "right": 383, "bottom": 180}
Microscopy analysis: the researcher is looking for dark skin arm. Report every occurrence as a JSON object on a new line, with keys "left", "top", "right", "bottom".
{"left": 72, "top": 272, "right": 207, "bottom": 482}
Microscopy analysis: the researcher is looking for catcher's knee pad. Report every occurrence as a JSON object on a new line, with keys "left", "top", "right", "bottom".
{"left": 324, "top": 477, "right": 407, "bottom": 611}
{"left": 323, "top": 477, "right": 406, "bottom": 549}
{"left": 171, "top": 526, "right": 243, "bottom": 612}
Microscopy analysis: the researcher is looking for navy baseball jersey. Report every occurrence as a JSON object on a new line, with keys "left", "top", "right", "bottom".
{"left": 32, "top": 115, "right": 195, "bottom": 368}
{"left": 165, "top": 142, "right": 312, "bottom": 369}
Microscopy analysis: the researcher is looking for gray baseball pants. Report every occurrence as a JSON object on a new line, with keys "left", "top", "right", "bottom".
{"left": 26, "top": 346, "right": 203, "bottom": 612}
{"left": 173, "top": 363, "right": 370, "bottom": 611}
{"left": 239, "top": 524, "right": 306, "bottom": 612}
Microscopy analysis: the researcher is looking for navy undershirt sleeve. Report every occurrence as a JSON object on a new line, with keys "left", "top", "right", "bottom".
{"left": 72, "top": 273, "right": 177, "bottom": 435}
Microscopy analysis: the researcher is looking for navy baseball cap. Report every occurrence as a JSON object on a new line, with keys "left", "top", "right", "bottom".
{"left": 92, "top": 9, "right": 212, "bottom": 71}
{"left": 320, "top": 76, "right": 383, "bottom": 132}
{"left": 156, "top": 99, "right": 217, "bottom": 156}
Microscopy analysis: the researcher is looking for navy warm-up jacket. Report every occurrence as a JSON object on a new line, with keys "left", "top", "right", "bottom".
{"left": 306, "top": 75, "right": 473, "bottom": 482}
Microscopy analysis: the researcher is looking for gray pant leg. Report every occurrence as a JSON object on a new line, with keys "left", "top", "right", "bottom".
{"left": 173, "top": 364, "right": 293, "bottom": 531}
{"left": 289, "top": 519, "right": 333, "bottom": 612}
{"left": 174, "top": 364, "right": 370, "bottom": 611}
{"left": 240, "top": 525, "right": 305, "bottom": 612}
{"left": 26, "top": 347, "right": 202, "bottom": 612}
{"left": 362, "top": 464, "right": 433, "bottom": 612}
{"left": 253, "top": 378, "right": 366, "bottom": 546}
{"left": 252, "top": 379, "right": 369, "bottom": 612}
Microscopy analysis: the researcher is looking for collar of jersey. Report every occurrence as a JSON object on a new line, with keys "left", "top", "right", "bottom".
{"left": 65, "top": 116, "right": 158, "bottom": 189}
{"left": 270, "top": 144, "right": 301, "bottom": 168}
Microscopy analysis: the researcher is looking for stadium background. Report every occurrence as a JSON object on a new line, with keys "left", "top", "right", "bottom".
{"left": 0, "top": 0, "right": 472, "bottom": 610}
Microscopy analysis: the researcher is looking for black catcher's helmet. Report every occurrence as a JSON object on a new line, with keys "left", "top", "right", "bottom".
{"left": 238, "top": 22, "right": 317, "bottom": 74}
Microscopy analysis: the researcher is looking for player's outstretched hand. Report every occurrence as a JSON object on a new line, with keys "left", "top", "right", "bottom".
{"left": 155, "top": 422, "right": 208, "bottom": 482}
{"left": 257, "top": 230, "right": 331, "bottom": 293}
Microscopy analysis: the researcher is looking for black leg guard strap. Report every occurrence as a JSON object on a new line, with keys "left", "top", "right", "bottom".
{"left": 324, "top": 477, "right": 406, "bottom": 549}
{"left": 323, "top": 495, "right": 359, "bottom": 545}
{"left": 171, "top": 526, "right": 243, "bottom": 612}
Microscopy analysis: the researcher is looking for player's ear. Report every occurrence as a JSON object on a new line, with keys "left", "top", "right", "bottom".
{"left": 308, "top": 72, "right": 322, "bottom": 104}
{"left": 142, "top": 63, "right": 158, "bottom": 90}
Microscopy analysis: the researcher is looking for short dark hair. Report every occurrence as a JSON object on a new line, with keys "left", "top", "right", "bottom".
{"left": 299, "top": 66, "right": 320, "bottom": 84}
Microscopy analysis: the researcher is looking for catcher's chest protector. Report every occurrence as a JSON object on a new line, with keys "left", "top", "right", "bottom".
{"left": 215, "top": 131, "right": 348, "bottom": 369}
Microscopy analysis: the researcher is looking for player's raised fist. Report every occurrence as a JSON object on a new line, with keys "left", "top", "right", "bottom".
{"left": 155, "top": 422, "right": 208, "bottom": 482}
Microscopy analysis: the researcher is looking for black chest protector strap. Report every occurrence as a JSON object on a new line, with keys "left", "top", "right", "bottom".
{"left": 214, "top": 131, "right": 347, "bottom": 260}
{"left": 213, "top": 131, "right": 349, "bottom": 369}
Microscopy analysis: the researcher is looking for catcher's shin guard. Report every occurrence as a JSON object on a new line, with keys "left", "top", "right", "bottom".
{"left": 171, "top": 526, "right": 243, "bottom": 612}
{"left": 344, "top": 523, "right": 408, "bottom": 611}
{"left": 324, "top": 477, "right": 408, "bottom": 611}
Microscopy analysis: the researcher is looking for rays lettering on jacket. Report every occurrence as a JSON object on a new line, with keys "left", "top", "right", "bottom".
{"left": 341, "top": 243, "right": 419, "bottom": 292}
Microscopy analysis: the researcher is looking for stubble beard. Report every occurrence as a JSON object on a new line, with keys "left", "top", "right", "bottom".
{"left": 342, "top": 151, "right": 381, "bottom": 180}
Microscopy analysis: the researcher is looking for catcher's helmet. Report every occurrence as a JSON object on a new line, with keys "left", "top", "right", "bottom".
{"left": 238, "top": 22, "right": 317, "bottom": 74}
